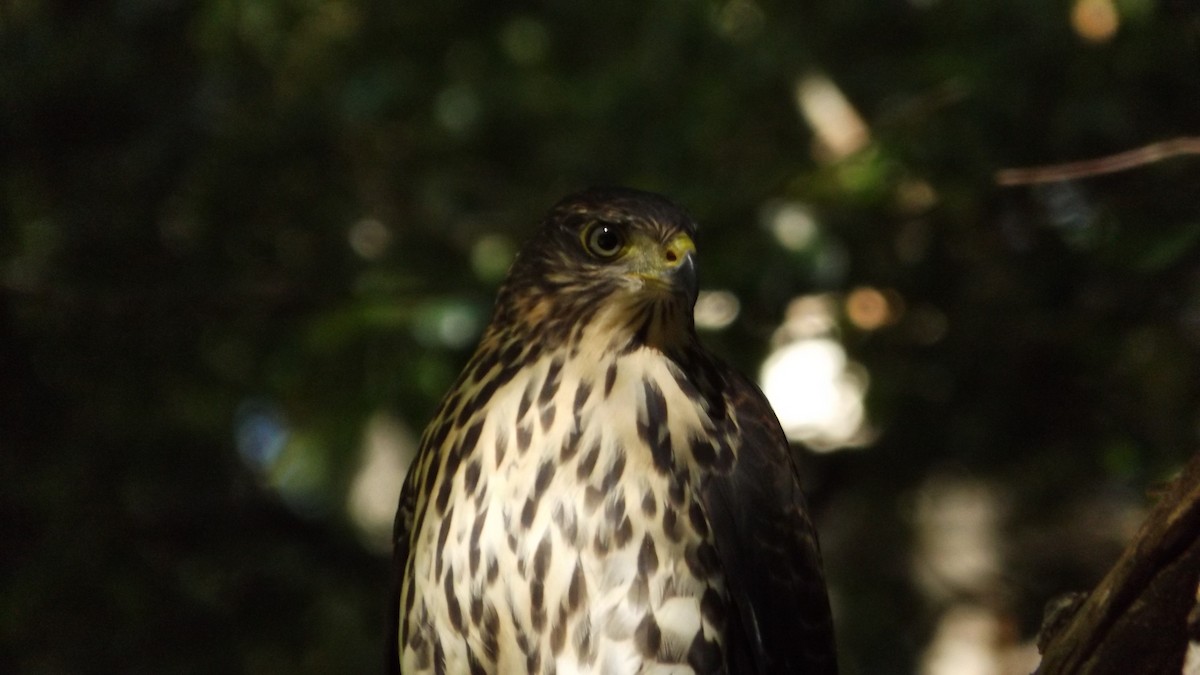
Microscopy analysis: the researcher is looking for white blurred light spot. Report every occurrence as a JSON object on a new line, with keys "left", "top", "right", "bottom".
{"left": 348, "top": 217, "right": 391, "bottom": 260}
{"left": 913, "top": 476, "right": 1001, "bottom": 600}
{"left": 922, "top": 606, "right": 999, "bottom": 675}
{"left": 794, "top": 72, "right": 870, "bottom": 161}
{"left": 694, "top": 290, "right": 741, "bottom": 330}
{"left": 413, "top": 301, "right": 484, "bottom": 349}
{"left": 438, "top": 306, "right": 479, "bottom": 347}
{"left": 778, "top": 294, "right": 839, "bottom": 340}
{"left": 348, "top": 412, "right": 417, "bottom": 551}
{"left": 760, "top": 337, "right": 868, "bottom": 450}
{"left": 763, "top": 200, "right": 819, "bottom": 252}
{"left": 1185, "top": 581, "right": 1200, "bottom": 674}
{"left": 920, "top": 604, "right": 1041, "bottom": 675}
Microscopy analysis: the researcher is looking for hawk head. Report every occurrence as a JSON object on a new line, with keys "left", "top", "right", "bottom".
{"left": 490, "top": 187, "right": 700, "bottom": 355}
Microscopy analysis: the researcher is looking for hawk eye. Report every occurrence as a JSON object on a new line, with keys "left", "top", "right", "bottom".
{"left": 583, "top": 223, "right": 625, "bottom": 259}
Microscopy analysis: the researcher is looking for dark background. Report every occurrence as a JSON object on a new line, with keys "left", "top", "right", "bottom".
{"left": 4, "top": 1, "right": 1199, "bottom": 673}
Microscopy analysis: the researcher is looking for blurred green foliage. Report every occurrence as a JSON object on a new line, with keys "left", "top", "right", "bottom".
{"left": 3, "top": 0, "right": 1200, "bottom": 673}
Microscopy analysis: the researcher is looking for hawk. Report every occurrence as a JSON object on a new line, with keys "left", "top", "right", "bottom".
{"left": 389, "top": 188, "right": 837, "bottom": 674}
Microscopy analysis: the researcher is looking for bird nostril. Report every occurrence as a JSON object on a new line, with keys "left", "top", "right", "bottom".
{"left": 665, "top": 250, "right": 678, "bottom": 263}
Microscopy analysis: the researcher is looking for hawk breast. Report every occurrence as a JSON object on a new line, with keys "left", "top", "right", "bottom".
{"left": 399, "top": 347, "right": 737, "bottom": 674}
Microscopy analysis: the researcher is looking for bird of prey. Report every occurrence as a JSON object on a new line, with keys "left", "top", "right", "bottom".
{"left": 389, "top": 188, "right": 837, "bottom": 674}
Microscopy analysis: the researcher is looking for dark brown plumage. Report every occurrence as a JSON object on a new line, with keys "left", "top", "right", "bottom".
{"left": 389, "top": 188, "right": 837, "bottom": 674}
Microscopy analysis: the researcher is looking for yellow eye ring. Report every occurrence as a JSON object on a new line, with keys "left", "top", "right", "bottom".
{"left": 582, "top": 222, "right": 625, "bottom": 259}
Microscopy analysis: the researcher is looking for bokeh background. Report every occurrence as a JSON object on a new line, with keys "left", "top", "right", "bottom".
{"left": 4, "top": 1, "right": 1200, "bottom": 673}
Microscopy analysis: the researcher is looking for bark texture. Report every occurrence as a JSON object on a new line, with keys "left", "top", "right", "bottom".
{"left": 1037, "top": 452, "right": 1200, "bottom": 675}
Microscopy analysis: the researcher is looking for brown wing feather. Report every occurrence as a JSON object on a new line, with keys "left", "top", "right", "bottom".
{"left": 386, "top": 464, "right": 421, "bottom": 675}
{"left": 701, "top": 362, "right": 838, "bottom": 675}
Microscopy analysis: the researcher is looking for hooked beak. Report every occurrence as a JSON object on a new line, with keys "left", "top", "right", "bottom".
{"left": 634, "top": 231, "right": 697, "bottom": 305}
{"left": 665, "top": 233, "right": 698, "bottom": 306}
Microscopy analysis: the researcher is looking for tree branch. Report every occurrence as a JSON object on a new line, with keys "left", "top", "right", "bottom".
{"left": 995, "top": 137, "right": 1200, "bottom": 186}
{"left": 1036, "top": 451, "right": 1200, "bottom": 674}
